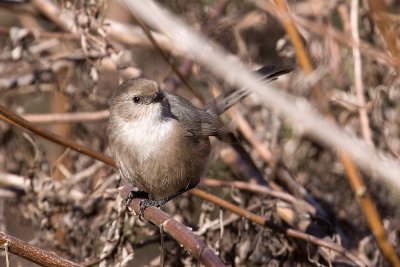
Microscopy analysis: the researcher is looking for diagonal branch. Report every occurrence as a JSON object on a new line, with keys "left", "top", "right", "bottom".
{"left": 0, "top": 232, "right": 81, "bottom": 267}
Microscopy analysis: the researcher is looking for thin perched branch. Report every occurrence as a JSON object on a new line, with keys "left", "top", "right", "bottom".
{"left": 120, "top": 185, "right": 226, "bottom": 267}
{"left": 0, "top": 232, "right": 81, "bottom": 267}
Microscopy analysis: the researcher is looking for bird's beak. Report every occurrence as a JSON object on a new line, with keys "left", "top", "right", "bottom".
{"left": 152, "top": 91, "right": 165, "bottom": 103}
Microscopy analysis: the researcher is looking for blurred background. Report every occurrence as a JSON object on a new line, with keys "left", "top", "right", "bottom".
{"left": 0, "top": 0, "right": 400, "bottom": 266}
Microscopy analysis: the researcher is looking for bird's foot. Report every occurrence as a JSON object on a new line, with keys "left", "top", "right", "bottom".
{"left": 138, "top": 198, "right": 168, "bottom": 220}
{"left": 125, "top": 190, "right": 148, "bottom": 212}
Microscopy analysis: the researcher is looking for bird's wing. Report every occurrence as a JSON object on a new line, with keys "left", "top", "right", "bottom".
{"left": 167, "top": 93, "right": 233, "bottom": 140}
{"left": 198, "top": 110, "right": 235, "bottom": 142}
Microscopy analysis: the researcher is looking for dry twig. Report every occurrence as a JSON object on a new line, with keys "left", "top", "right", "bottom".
{"left": 0, "top": 232, "right": 81, "bottom": 267}
{"left": 351, "top": 0, "right": 373, "bottom": 145}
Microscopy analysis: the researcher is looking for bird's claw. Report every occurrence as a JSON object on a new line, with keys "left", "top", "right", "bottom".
{"left": 125, "top": 190, "right": 148, "bottom": 215}
{"left": 125, "top": 191, "right": 134, "bottom": 210}
{"left": 125, "top": 191, "right": 167, "bottom": 221}
{"left": 138, "top": 199, "right": 166, "bottom": 221}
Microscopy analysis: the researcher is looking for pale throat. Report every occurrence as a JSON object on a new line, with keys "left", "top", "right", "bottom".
{"left": 117, "top": 105, "right": 175, "bottom": 159}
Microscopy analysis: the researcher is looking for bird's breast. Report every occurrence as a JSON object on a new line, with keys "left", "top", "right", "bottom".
{"left": 117, "top": 117, "right": 175, "bottom": 161}
{"left": 109, "top": 114, "right": 211, "bottom": 199}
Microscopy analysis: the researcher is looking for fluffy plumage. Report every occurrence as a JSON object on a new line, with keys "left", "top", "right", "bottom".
{"left": 107, "top": 65, "right": 292, "bottom": 205}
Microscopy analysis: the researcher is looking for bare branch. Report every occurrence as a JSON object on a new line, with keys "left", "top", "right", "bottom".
{"left": 0, "top": 232, "right": 81, "bottom": 267}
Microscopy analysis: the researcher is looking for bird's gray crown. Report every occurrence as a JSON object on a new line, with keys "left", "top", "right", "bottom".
{"left": 110, "top": 78, "right": 160, "bottom": 104}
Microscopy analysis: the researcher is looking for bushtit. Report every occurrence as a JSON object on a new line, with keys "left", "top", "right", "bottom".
{"left": 107, "top": 65, "right": 292, "bottom": 216}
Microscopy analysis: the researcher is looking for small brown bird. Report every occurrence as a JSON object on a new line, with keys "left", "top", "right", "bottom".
{"left": 107, "top": 65, "right": 292, "bottom": 216}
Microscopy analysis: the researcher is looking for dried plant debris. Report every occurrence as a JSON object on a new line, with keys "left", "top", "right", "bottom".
{"left": 0, "top": 0, "right": 400, "bottom": 266}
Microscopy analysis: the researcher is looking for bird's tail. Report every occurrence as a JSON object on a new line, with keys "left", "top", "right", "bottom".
{"left": 207, "top": 65, "right": 293, "bottom": 115}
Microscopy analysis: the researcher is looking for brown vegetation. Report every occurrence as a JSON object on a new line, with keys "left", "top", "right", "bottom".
{"left": 0, "top": 0, "right": 399, "bottom": 266}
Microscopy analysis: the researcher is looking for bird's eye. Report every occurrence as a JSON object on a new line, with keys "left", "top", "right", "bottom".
{"left": 132, "top": 96, "right": 141, "bottom": 103}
